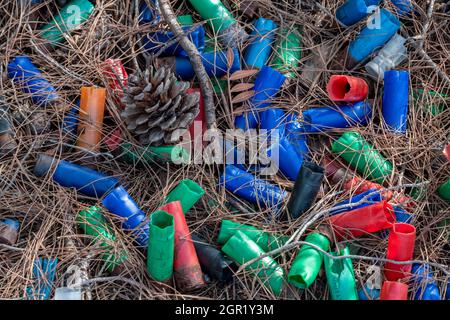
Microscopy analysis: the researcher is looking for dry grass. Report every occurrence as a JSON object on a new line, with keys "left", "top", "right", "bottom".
{"left": 0, "top": 0, "right": 448, "bottom": 300}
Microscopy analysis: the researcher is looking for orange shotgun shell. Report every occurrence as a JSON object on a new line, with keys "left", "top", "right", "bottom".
{"left": 77, "top": 87, "right": 106, "bottom": 152}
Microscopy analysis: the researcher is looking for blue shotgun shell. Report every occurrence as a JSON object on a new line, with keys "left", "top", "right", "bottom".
{"left": 219, "top": 164, "right": 287, "bottom": 208}
{"left": 7, "top": 56, "right": 59, "bottom": 106}
{"left": 285, "top": 113, "right": 309, "bottom": 158}
{"left": 267, "top": 137, "right": 304, "bottom": 181}
{"left": 0, "top": 218, "right": 20, "bottom": 245}
{"left": 0, "top": 218, "right": 20, "bottom": 231}
{"left": 138, "top": 0, "right": 160, "bottom": 24}
{"left": 336, "top": 0, "right": 380, "bottom": 26}
{"left": 34, "top": 154, "right": 119, "bottom": 198}
{"left": 393, "top": 206, "right": 413, "bottom": 223}
{"left": 382, "top": 70, "right": 409, "bottom": 133}
{"left": 365, "top": 0, "right": 382, "bottom": 4}
{"left": 411, "top": 264, "right": 441, "bottom": 300}
{"left": 259, "top": 108, "right": 288, "bottom": 138}
{"left": 302, "top": 100, "right": 372, "bottom": 133}
{"left": 26, "top": 257, "right": 58, "bottom": 300}
{"left": 142, "top": 25, "right": 205, "bottom": 57}
{"left": 235, "top": 66, "right": 286, "bottom": 130}
{"left": 446, "top": 280, "right": 450, "bottom": 300}
{"left": 244, "top": 17, "right": 277, "bottom": 69}
{"left": 391, "top": 0, "right": 414, "bottom": 15}
{"left": 62, "top": 100, "right": 80, "bottom": 139}
{"left": 358, "top": 285, "right": 381, "bottom": 300}
{"left": 348, "top": 9, "right": 400, "bottom": 64}
{"left": 330, "top": 188, "right": 383, "bottom": 215}
{"left": 102, "top": 185, "right": 149, "bottom": 247}
{"left": 223, "top": 138, "right": 246, "bottom": 171}
{"left": 175, "top": 47, "right": 241, "bottom": 80}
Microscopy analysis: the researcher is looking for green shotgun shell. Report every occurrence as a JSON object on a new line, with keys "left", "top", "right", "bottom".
{"left": 147, "top": 210, "right": 175, "bottom": 282}
{"left": 409, "top": 180, "right": 427, "bottom": 200}
{"left": 165, "top": 179, "right": 205, "bottom": 214}
{"left": 324, "top": 246, "right": 359, "bottom": 300}
{"left": 76, "top": 206, "right": 127, "bottom": 273}
{"left": 211, "top": 78, "right": 228, "bottom": 93}
{"left": 40, "top": 0, "right": 95, "bottom": 46}
{"left": 437, "top": 179, "right": 450, "bottom": 201}
{"left": 288, "top": 233, "right": 330, "bottom": 289}
{"left": 271, "top": 28, "right": 302, "bottom": 78}
{"left": 217, "top": 220, "right": 289, "bottom": 252}
{"left": 187, "top": 0, "right": 247, "bottom": 47}
{"left": 119, "top": 143, "right": 189, "bottom": 164}
{"left": 222, "top": 231, "right": 285, "bottom": 296}
{"left": 177, "top": 15, "right": 194, "bottom": 26}
{"left": 413, "top": 89, "right": 448, "bottom": 116}
{"left": 204, "top": 34, "right": 218, "bottom": 53}
{"left": 187, "top": 0, "right": 236, "bottom": 34}
{"left": 331, "top": 131, "right": 394, "bottom": 184}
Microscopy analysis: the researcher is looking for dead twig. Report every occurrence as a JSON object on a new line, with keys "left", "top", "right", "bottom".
{"left": 157, "top": 0, "right": 216, "bottom": 129}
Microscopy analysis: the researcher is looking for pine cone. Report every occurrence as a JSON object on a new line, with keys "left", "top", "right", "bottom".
{"left": 121, "top": 66, "right": 200, "bottom": 146}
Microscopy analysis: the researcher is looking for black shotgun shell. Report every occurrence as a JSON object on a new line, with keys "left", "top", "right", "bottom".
{"left": 191, "top": 235, "right": 235, "bottom": 283}
{"left": 287, "top": 161, "right": 325, "bottom": 219}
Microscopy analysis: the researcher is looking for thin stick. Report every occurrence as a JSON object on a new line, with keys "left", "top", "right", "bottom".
{"left": 157, "top": 0, "right": 216, "bottom": 129}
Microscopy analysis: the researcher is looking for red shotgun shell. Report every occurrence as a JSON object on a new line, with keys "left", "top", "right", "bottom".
{"left": 328, "top": 201, "right": 396, "bottom": 240}
{"left": 384, "top": 223, "right": 416, "bottom": 281}
{"left": 392, "top": 194, "right": 415, "bottom": 211}
{"left": 187, "top": 88, "right": 206, "bottom": 148}
{"left": 159, "top": 201, "right": 205, "bottom": 291}
{"left": 443, "top": 142, "right": 450, "bottom": 162}
{"left": 327, "top": 75, "right": 369, "bottom": 102}
{"left": 103, "top": 59, "right": 128, "bottom": 103}
{"left": 103, "top": 59, "right": 128, "bottom": 152}
{"left": 380, "top": 281, "right": 409, "bottom": 300}
{"left": 104, "top": 127, "right": 122, "bottom": 152}
{"left": 343, "top": 175, "right": 393, "bottom": 200}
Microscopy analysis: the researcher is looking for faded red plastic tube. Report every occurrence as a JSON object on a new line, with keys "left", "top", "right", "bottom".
{"left": 323, "top": 157, "right": 393, "bottom": 200}
{"left": 328, "top": 201, "right": 396, "bottom": 240}
{"left": 323, "top": 157, "right": 343, "bottom": 180}
{"left": 343, "top": 176, "right": 393, "bottom": 201}
{"left": 326, "top": 75, "right": 368, "bottom": 102}
{"left": 384, "top": 223, "right": 416, "bottom": 281}
{"left": 159, "top": 201, "right": 205, "bottom": 291}
{"left": 380, "top": 281, "right": 409, "bottom": 300}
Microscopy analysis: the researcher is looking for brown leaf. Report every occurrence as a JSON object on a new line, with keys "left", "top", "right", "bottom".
{"left": 227, "top": 69, "right": 259, "bottom": 81}
{"left": 231, "top": 90, "right": 255, "bottom": 104}
{"left": 230, "top": 83, "right": 255, "bottom": 93}
{"left": 227, "top": 47, "right": 234, "bottom": 69}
